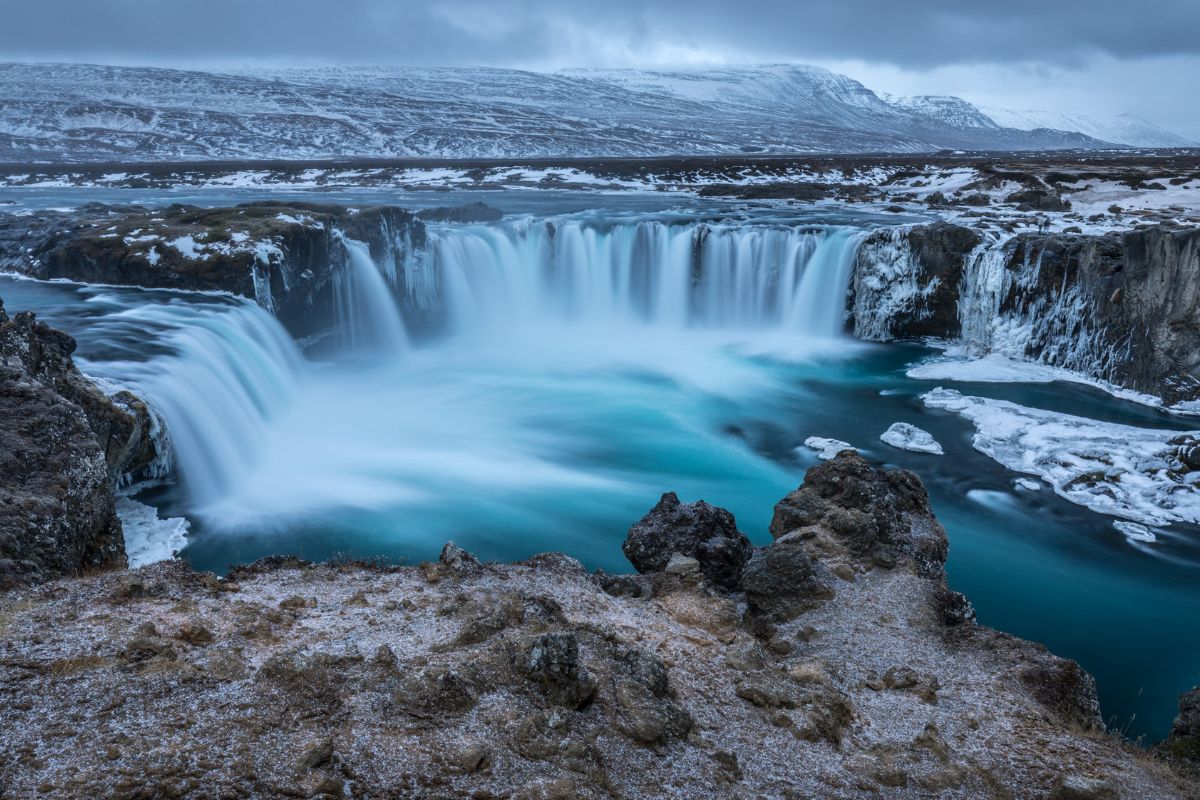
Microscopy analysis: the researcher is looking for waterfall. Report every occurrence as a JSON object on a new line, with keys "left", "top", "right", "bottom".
{"left": 61, "top": 218, "right": 870, "bottom": 524}
{"left": 332, "top": 231, "right": 410, "bottom": 356}
{"left": 402, "top": 219, "right": 866, "bottom": 339}
{"left": 79, "top": 297, "right": 307, "bottom": 509}
{"left": 957, "top": 240, "right": 1012, "bottom": 353}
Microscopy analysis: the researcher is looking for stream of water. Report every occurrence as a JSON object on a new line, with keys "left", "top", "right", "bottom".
{"left": 1, "top": 189, "right": 1197, "bottom": 740}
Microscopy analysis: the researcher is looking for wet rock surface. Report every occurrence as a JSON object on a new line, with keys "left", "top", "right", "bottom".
{"left": 0, "top": 453, "right": 1192, "bottom": 799}
{"left": 853, "top": 218, "right": 1200, "bottom": 404}
{"left": 0, "top": 299, "right": 158, "bottom": 587}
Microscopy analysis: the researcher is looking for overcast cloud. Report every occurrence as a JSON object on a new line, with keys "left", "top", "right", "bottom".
{"left": 2, "top": 0, "right": 1197, "bottom": 137}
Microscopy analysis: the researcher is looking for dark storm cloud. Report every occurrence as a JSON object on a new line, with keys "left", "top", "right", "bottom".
{"left": 0, "top": 0, "right": 1197, "bottom": 68}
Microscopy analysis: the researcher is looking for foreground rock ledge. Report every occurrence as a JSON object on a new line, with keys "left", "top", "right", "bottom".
{"left": 0, "top": 454, "right": 1194, "bottom": 799}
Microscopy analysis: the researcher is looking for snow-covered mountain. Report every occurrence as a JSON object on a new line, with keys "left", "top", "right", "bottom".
{"left": 880, "top": 95, "right": 1000, "bottom": 131}
{"left": 979, "top": 107, "right": 1196, "bottom": 148}
{"left": 0, "top": 62, "right": 1122, "bottom": 164}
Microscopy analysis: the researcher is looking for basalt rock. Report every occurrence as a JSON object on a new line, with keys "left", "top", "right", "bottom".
{"left": 0, "top": 456, "right": 1192, "bottom": 798}
{"left": 1005, "top": 188, "right": 1071, "bottom": 211}
{"left": 740, "top": 542, "right": 836, "bottom": 623}
{"left": 0, "top": 300, "right": 157, "bottom": 586}
{"left": 1, "top": 202, "right": 425, "bottom": 341}
{"left": 416, "top": 202, "right": 503, "bottom": 223}
{"left": 854, "top": 220, "right": 1200, "bottom": 404}
{"left": 769, "top": 450, "right": 948, "bottom": 577}
{"left": 622, "top": 492, "right": 752, "bottom": 590}
{"left": 1161, "top": 686, "right": 1200, "bottom": 769}
{"left": 850, "top": 222, "right": 982, "bottom": 340}
{"left": 999, "top": 225, "right": 1200, "bottom": 405}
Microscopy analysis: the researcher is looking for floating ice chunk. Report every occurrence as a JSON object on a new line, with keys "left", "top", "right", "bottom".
{"left": 116, "top": 497, "right": 190, "bottom": 567}
{"left": 1113, "top": 520, "right": 1157, "bottom": 543}
{"left": 922, "top": 387, "right": 1200, "bottom": 525}
{"left": 803, "top": 436, "right": 855, "bottom": 460}
{"left": 880, "top": 422, "right": 943, "bottom": 454}
{"left": 1013, "top": 477, "right": 1041, "bottom": 492}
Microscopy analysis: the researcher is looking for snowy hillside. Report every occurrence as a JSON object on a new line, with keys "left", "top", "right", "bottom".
{"left": 880, "top": 95, "right": 1000, "bottom": 131}
{"left": 980, "top": 107, "right": 1195, "bottom": 148}
{"left": 0, "top": 62, "right": 1120, "bottom": 163}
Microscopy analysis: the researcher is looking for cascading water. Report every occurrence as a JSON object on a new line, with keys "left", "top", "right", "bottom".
{"left": 13, "top": 218, "right": 871, "bottom": 533}
{"left": 332, "top": 232, "right": 410, "bottom": 355}
{"left": 405, "top": 219, "right": 866, "bottom": 340}
{"left": 77, "top": 297, "right": 308, "bottom": 508}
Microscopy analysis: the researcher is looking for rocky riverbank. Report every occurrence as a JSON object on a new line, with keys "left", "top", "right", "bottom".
{"left": 852, "top": 221, "right": 1200, "bottom": 406}
{"left": 0, "top": 202, "right": 425, "bottom": 340}
{"left": 0, "top": 451, "right": 1196, "bottom": 799}
{"left": 0, "top": 299, "right": 159, "bottom": 587}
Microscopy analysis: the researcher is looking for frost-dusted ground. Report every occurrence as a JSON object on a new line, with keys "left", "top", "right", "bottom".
{"left": 0, "top": 453, "right": 1192, "bottom": 799}
{"left": 4, "top": 153, "right": 1196, "bottom": 236}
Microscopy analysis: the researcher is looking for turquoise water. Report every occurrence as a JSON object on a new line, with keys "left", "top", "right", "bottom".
{"left": 1, "top": 189, "right": 1197, "bottom": 741}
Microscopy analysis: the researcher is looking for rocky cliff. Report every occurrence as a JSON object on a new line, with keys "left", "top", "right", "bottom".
{"left": 0, "top": 202, "right": 425, "bottom": 340}
{"left": 852, "top": 222, "right": 1200, "bottom": 405}
{"left": 0, "top": 452, "right": 1193, "bottom": 799}
{"left": 0, "top": 300, "right": 157, "bottom": 587}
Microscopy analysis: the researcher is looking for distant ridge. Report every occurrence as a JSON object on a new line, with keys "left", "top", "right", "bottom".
{"left": 0, "top": 61, "right": 1129, "bottom": 163}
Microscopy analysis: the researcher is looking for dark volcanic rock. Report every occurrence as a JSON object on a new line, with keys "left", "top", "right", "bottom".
{"left": 622, "top": 492, "right": 752, "bottom": 590}
{"left": 1161, "top": 687, "right": 1200, "bottom": 768}
{"left": 1, "top": 202, "right": 424, "bottom": 341}
{"left": 1004, "top": 188, "right": 1071, "bottom": 211}
{"left": 854, "top": 219, "right": 1200, "bottom": 404}
{"left": 850, "top": 222, "right": 982, "bottom": 340}
{"left": 770, "top": 451, "right": 948, "bottom": 577}
{"left": 0, "top": 301, "right": 136, "bottom": 586}
{"left": 741, "top": 543, "right": 836, "bottom": 622}
{"left": 998, "top": 225, "right": 1200, "bottom": 403}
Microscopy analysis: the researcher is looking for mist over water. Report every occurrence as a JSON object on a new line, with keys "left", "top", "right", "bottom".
{"left": 3, "top": 201, "right": 1198, "bottom": 741}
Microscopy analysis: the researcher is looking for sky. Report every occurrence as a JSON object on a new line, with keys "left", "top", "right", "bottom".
{"left": 1, "top": 0, "right": 1197, "bottom": 139}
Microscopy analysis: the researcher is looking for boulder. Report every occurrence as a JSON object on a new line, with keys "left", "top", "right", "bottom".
{"left": 741, "top": 543, "right": 836, "bottom": 622}
{"left": 0, "top": 302, "right": 145, "bottom": 586}
{"left": 770, "top": 451, "right": 948, "bottom": 577}
{"left": 1005, "top": 189, "right": 1071, "bottom": 211}
{"left": 622, "top": 492, "right": 752, "bottom": 590}
{"left": 416, "top": 202, "right": 503, "bottom": 223}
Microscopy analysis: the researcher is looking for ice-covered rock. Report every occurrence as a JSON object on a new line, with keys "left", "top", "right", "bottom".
{"left": 803, "top": 436, "right": 855, "bottom": 460}
{"left": 880, "top": 422, "right": 944, "bottom": 455}
{"left": 923, "top": 387, "right": 1200, "bottom": 525}
{"left": 1113, "top": 521, "right": 1157, "bottom": 543}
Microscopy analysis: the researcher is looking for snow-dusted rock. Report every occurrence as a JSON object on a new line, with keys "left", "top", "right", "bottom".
{"left": 880, "top": 422, "right": 944, "bottom": 455}
{"left": 922, "top": 387, "right": 1200, "bottom": 526}
{"left": 802, "top": 436, "right": 855, "bottom": 460}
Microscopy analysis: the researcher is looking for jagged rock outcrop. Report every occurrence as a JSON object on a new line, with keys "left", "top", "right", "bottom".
{"left": 416, "top": 202, "right": 504, "bottom": 223}
{"left": 852, "top": 221, "right": 1200, "bottom": 404}
{"left": 0, "top": 300, "right": 156, "bottom": 586}
{"left": 623, "top": 491, "right": 752, "bottom": 590}
{"left": 1161, "top": 687, "right": 1200, "bottom": 776}
{"left": 0, "top": 202, "right": 424, "bottom": 339}
{"left": 1001, "top": 226, "right": 1200, "bottom": 404}
{"left": 1, "top": 453, "right": 1190, "bottom": 798}
{"left": 849, "top": 222, "right": 982, "bottom": 340}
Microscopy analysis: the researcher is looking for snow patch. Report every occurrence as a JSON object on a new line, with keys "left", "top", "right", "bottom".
{"left": 803, "top": 436, "right": 855, "bottom": 460}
